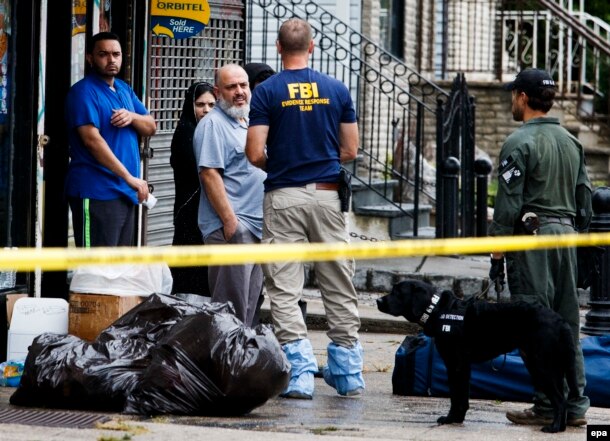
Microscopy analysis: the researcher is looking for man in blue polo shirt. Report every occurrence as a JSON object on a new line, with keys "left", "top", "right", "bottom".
{"left": 193, "top": 63, "right": 266, "bottom": 326}
{"left": 65, "top": 32, "right": 156, "bottom": 247}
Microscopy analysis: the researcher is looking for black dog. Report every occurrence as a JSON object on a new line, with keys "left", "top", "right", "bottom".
{"left": 376, "top": 279, "right": 580, "bottom": 433}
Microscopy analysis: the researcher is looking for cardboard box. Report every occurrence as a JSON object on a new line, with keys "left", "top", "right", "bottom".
{"left": 6, "top": 293, "right": 28, "bottom": 326}
{"left": 69, "top": 293, "right": 142, "bottom": 341}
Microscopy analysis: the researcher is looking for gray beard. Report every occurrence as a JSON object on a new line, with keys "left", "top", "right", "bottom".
{"left": 218, "top": 98, "right": 250, "bottom": 120}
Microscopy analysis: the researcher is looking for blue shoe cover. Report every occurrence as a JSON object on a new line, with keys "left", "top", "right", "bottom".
{"left": 280, "top": 339, "right": 318, "bottom": 399}
{"left": 323, "top": 341, "right": 365, "bottom": 396}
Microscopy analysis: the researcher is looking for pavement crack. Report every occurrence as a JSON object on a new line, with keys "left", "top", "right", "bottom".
{"left": 414, "top": 256, "right": 427, "bottom": 272}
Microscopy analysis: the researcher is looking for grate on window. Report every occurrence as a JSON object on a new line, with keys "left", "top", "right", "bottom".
{"left": 148, "top": 10, "right": 245, "bottom": 134}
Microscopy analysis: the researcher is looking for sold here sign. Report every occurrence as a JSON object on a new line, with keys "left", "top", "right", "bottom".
{"left": 151, "top": 0, "right": 211, "bottom": 39}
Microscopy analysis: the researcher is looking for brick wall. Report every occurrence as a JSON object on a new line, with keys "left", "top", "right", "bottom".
{"left": 361, "top": 0, "right": 379, "bottom": 43}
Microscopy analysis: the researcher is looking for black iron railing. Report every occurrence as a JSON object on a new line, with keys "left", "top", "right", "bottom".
{"left": 245, "top": 0, "right": 449, "bottom": 236}
{"left": 503, "top": 0, "right": 610, "bottom": 141}
{"left": 438, "top": 0, "right": 610, "bottom": 141}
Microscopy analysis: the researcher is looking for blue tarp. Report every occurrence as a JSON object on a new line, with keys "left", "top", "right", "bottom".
{"left": 393, "top": 333, "right": 610, "bottom": 408}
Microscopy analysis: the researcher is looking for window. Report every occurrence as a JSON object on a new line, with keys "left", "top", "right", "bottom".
{"left": 379, "top": 0, "right": 404, "bottom": 59}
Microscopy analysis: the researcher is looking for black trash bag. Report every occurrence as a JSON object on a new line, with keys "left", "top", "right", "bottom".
{"left": 10, "top": 333, "right": 153, "bottom": 411}
{"left": 10, "top": 294, "right": 228, "bottom": 411}
{"left": 10, "top": 293, "right": 288, "bottom": 415}
{"left": 97, "top": 292, "right": 232, "bottom": 343}
{"left": 124, "top": 311, "right": 290, "bottom": 416}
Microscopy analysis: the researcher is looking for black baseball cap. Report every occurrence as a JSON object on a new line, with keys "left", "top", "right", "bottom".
{"left": 504, "top": 68, "right": 557, "bottom": 98}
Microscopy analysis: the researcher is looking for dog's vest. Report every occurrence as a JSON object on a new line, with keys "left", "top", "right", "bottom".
{"left": 423, "top": 293, "right": 470, "bottom": 340}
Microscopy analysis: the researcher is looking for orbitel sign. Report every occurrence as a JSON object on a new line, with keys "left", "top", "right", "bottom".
{"left": 150, "top": 0, "right": 211, "bottom": 39}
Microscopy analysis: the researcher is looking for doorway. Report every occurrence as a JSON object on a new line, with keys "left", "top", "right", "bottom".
{"left": 40, "top": 0, "right": 148, "bottom": 298}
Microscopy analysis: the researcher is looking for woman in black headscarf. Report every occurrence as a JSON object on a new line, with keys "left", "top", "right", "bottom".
{"left": 244, "top": 62, "right": 275, "bottom": 90}
{"left": 170, "top": 82, "right": 216, "bottom": 295}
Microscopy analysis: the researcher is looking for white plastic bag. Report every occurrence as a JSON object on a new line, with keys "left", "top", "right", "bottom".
{"left": 70, "top": 264, "right": 173, "bottom": 296}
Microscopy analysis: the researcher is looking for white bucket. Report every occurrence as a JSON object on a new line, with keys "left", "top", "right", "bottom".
{"left": 7, "top": 297, "right": 69, "bottom": 360}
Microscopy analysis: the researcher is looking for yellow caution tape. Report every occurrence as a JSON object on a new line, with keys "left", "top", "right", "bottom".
{"left": 1, "top": 232, "right": 610, "bottom": 272}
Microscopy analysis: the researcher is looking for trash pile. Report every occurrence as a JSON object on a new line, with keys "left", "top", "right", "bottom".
{"left": 0, "top": 360, "right": 24, "bottom": 387}
{"left": 10, "top": 294, "right": 290, "bottom": 415}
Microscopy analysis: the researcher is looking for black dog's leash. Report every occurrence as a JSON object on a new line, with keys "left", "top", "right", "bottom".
{"left": 471, "top": 284, "right": 508, "bottom": 372}
{"left": 473, "top": 283, "right": 491, "bottom": 300}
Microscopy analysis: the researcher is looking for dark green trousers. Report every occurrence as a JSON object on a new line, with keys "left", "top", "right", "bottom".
{"left": 506, "top": 223, "right": 589, "bottom": 418}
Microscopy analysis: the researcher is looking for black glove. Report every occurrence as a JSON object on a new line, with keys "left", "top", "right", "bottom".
{"left": 489, "top": 256, "right": 505, "bottom": 292}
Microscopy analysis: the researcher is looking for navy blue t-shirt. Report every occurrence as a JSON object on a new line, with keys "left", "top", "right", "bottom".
{"left": 249, "top": 68, "right": 356, "bottom": 191}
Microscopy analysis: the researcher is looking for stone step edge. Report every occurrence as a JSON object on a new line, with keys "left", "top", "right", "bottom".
{"left": 307, "top": 270, "right": 490, "bottom": 299}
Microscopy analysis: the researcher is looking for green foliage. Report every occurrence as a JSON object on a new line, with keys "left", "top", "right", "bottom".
{"left": 384, "top": 152, "right": 394, "bottom": 181}
{"left": 586, "top": 0, "right": 610, "bottom": 22}
{"left": 311, "top": 426, "right": 340, "bottom": 435}
{"left": 98, "top": 435, "right": 131, "bottom": 441}
{"left": 487, "top": 179, "right": 498, "bottom": 208}
{"left": 592, "top": 179, "right": 609, "bottom": 190}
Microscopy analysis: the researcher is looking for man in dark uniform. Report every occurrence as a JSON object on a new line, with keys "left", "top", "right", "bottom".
{"left": 489, "top": 68, "right": 592, "bottom": 427}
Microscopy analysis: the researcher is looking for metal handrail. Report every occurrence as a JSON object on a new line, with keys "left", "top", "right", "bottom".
{"left": 540, "top": 0, "right": 610, "bottom": 57}
{"left": 497, "top": 0, "right": 610, "bottom": 141}
{"left": 246, "top": 0, "right": 448, "bottom": 103}
{"left": 246, "top": 0, "right": 448, "bottom": 224}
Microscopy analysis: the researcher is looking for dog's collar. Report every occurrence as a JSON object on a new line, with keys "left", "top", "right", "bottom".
{"left": 419, "top": 292, "right": 441, "bottom": 326}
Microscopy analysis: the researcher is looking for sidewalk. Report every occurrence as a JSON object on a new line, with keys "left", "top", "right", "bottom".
{"left": 1, "top": 329, "right": 608, "bottom": 441}
{"left": 1, "top": 254, "right": 606, "bottom": 441}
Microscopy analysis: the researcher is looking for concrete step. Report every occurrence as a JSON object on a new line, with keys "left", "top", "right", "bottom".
{"left": 582, "top": 143, "right": 610, "bottom": 183}
{"left": 272, "top": 254, "right": 496, "bottom": 334}
{"left": 353, "top": 203, "right": 410, "bottom": 217}
{"left": 348, "top": 160, "right": 435, "bottom": 239}
{"left": 551, "top": 104, "right": 610, "bottom": 183}
{"left": 260, "top": 287, "right": 592, "bottom": 336}
{"left": 259, "top": 290, "right": 417, "bottom": 334}
{"left": 353, "top": 203, "right": 432, "bottom": 239}
{"left": 351, "top": 179, "right": 398, "bottom": 207}
{"left": 348, "top": 211, "right": 392, "bottom": 242}
{"left": 391, "top": 226, "right": 436, "bottom": 240}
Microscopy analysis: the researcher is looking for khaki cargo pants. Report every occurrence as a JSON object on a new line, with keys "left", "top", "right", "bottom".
{"left": 262, "top": 185, "right": 360, "bottom": 348}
